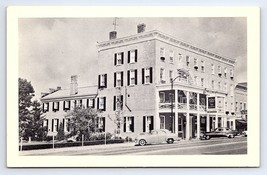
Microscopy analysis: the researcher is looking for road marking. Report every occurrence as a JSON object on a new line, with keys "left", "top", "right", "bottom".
{"left": 130, "top": 141, "right": 247, "bottom": 155}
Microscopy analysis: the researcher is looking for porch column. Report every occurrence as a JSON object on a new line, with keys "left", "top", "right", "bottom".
{"left": 175, "top": 90, "right": 178, "bottom": 134}
{"left": 233, "top": 119, "right": 236, "bottom": 130}
{"left": 206, "top": 114, "right": 210, "bottom": 132}
{"left": 224, "top": 117, "right": 227, "bottom": 128}
{"left": 155, "top": 89, "right": 160, "bottom": 129}
{"left": 215, "top": 114, "right": 218, "bottom": 129}
{"left": 186, "top": 91, "right": 190, "bottom": 140}
{"left": 197, "top": 93, "right": 200, "bottom": 139}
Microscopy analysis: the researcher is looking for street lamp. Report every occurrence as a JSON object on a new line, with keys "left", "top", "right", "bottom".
{"left": 170, "top": 75, "right": 181, "bottom": 133}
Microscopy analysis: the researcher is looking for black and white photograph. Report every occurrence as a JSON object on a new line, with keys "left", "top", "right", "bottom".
{"left": 6, "top": 6, "right": 260, "bottom": 167}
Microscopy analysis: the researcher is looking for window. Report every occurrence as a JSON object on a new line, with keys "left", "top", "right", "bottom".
{"left": 211, "top": 64, "right": 215, "bottom": 74}
{"left": 194, "top": 76, "right": 198, "bottom": 86}
{"left": 160, "top": 48, "right": 165, "bottom": 60}
{"left": 230, "top": 69, "right": 234, "bottom": 79}
{"left": 63, "top": 101, "right": 70, "bottom": 110}
{"left": 201, "top": 60, "right": 205, "bottom": 72}
{"left": 52, "top": 119, "right": 59, "bottom": 132}
{"left": 235, "top": 101, "right": 238, "bottom": 112}
{"left": 128, "top": 50, "right": 137, "bottom": 63}
{"left": 124, "top": 116, "right": 134, "bottom": 132}
{"left": 201, "top": 78, "right": 204, "bottom": 87}
{"left": 114, "top": 52, "right": 124, "bottom": 66}
{"left": 98, "top": 74, "right": 107, "bottom": 88}
{"left": 218, "top": 81, "right": 221, "bottom": 90}
{"left": 98, "top": 117, "right": 105, "bottom": 132}
{"left": 244, "top": 103, "right": 246, "bottom": 110}
{"left": 64, "top": 118, "right": 70, "bottom": 132}
{"left": 43, "top": 102, "right": 49, "bottom": 112}
{"left": 225, "top": 102, "right": 228, "bottom": 110}
{"left": 178, "top": 53, "right": 183, "bottom": 62}
{"left": 194, "top": 58, "right": 198, "bottom": 69}
{"left": 98, "top": 97, "right": 106, "bottom": 111}
{"left": 224, "top": 83, "right": 227, "bottom": 91}
{"left": 169, "top": 70, "right": 173, "bottom": 82}
{"left": 43, "top": 119, "right": 48, "bottom": 131}
{"left": 230, "top": 84, "right": 234, "bottom": 96}
{"left": 211, "top": 80, "right": 215, "bottom": 89}
{"left": 114, "top": 71, "right": 123, "bottom": 87}
{"left": 186, "top": 56, "right": 190, "bottom": 66}
{"left": 159, "top": 92, "right": 165, "bottom": 103}
{"left": 142, "top": 67, "right": 153, "bottom": 84}
{"left": 160, "top": 116, "right": 165, "bottom": 129}
{"left": 113, "top": 95, "right": 123, "bottom": 111}
{"left": 224, "top": 67, "right": 227, "bottom": 78}
{"left": 160, "top": 68, "right": 166, "bottom": 83}
{"left": 143, "top": 116, "right": 154, "bottom": 132}
{"left": 218, "top": 66, "right": 222, "bottom": 76}
{"left": 127, "top": 69, "right": 137, "bottom": 86}
{"left": 87, "top": 98, "right": 95, "bottom": 108}
{"left": 78, "top": 99, "right": 83, "bottom": 107}
{"left": 240, "top": 102, "right": 243, "bottom": 111}
{"left": 53, "top": 101, "right": 59, "bottom": 112}
{"left": 169, "top": 50, "right": 174, "bottom": 64}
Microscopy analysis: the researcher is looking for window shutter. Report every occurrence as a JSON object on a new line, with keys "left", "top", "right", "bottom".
{"left": 134, "top": 69, "right": 137, "bottom": 85}
{"left": 86, "top": 99, "right": 89, "bottom": 108}
{"left": 98, "top": 75, "right": 100, "bottom": 88}
{"left": 150, "top": 67, "right": 153, "bottom": 83}
{"left": 52, "top": 102, "right": 55, "bottom": 111}
{"left": 142, "top": 68, "right": 144, "bottom": 84}
{"left": 113, "top": 96, "right": 116, "bottom": 111}
{"left": 128, "top": 51, "right": 130, "bottom": 63}
{"left": 150, "top": 116, "right": 154, "bottom": 131}
{"left": 143, "top": 116, "right": 146, "bottom": 132}
{"left": 121, "top": 52, "right": 124, "bottom": 64}
{"left": 57, "top": 119, "right": 59, "bottom": 131}
{"left": 46, "top": 119, "right": 49, "bottom": 131}
{"left": 127, "top": 70, "right": 130, "bottom": 86}
{"left": 103, "top": 118, "right": 106, "bottom": 132}
{"left": 52, "top": 119, "right": 54, "bottom": 132}
{"left": 135, "top": 50, "right": 138, "bottom": 62}
{"left": 114, "top": 53, "right": 117, "bottom": 65}
{"left": 57, "top": 102, "right": 60, "bottom": 110}
{"left": 42, "top": 103, "right": 45, "bottom": 112}
{"left": 114, "top": 72, "right": 117, "bottom": 87}
{"left": 63, "top": 119, "right": 65, "bottom": 132}
{"left": 103, "top": 97, "right": 106, "bottom": 111}
{"left": 63, "top": 101, "right": 65, "bottom": 110}
{"left": 123, "top": 117, "right": 126, "bottom": 132}
{"left": 97, "top": 98, "right": 99, "bottom": 110}
{"left": 120, "top": 95, "right": 123, "bottom": 109}
{"left": 47, "top": 103, "right": 49, "bottom": 112}
{"left": 92, "top": 99, "right": 95, "bottom": 108}
{"left": 131, "top": 117, "right": 134, "bottom": 132}
{"left": 121, "top": 71, "right": 123, "bottom": 86}
{"left": 104, "top": 74, "right": 107, "bottom": 88}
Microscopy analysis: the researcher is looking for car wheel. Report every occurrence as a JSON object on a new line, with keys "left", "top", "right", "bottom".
{"left": 167, "top": 138, "right": 174, "bottom": 144}
{"left": 139, "top": 139, "right": 146, "bottom": 146}
{"left": 228, "top": 134, "right": 234, "bottom": 138}
{"left": 205, "top": 135, "right": 211, "bottom": 140}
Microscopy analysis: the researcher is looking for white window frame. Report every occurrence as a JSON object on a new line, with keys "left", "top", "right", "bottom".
{"left": 178, "top": 53, "right": 183, "bottom": 62}
{"left": 100, "top": 74, "right": 106, "bottom": 87}
{"left": 160, "top": 47, "right": 165, "bottom": 59}
{"left": 125, "top": 116, "right": 134, "bottom": 132}
{"left": 116, "top": 71, "right": 122, "bottom": 87}
{"left": 224, "top": 67, "right": 227, "bottom": 78}
{"left": 201, "top": 60, "right": 205, "bottom": 72}
{"left": 194, "top": 58, "right": 198, "bottom": 67}
{"left": 117, "top": 52, "right": 123, "bottom": 65}
{"left": 144, "top": 68, "right": 151, "bottom": 84}
{"left": 99, "top": 97, "right": 105, "bottom": 110}
{"left": 160, "top": 68, "right": 166, "bottom": 83}
{"left": 218, "top": 65, "right": 222, "bottom": 74}
{"left": 88, "top": 98, "right": 94, "bottom": 107}
{"left": 201, "top": 78, "right": 204, "bottom": 87}
{"left": 169, "top": 50, "right": 174, "bottom": 64}
{"left": 130, "top": 70, "right": 136, "bottom": 86}
{"left": 130, "top": 50, "right": 136, "bottom": 63}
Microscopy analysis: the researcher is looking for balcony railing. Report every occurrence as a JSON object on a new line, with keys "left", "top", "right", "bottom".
{"left": 159, "top": 103, "right": 173, "bottom": 109}
{"left": 189, "top": 104, "right": 197, "bottom": 111}
{"left": 199, "top": 105, "right": 207, "bottom": 112}
{"left": 177, "top": 103, "right": 187, "bottom": 110}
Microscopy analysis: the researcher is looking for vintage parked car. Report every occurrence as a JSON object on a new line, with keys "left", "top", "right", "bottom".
{"left": 134, "top": 129, "right": 178, "bottom": 146}
{"left": 242, "top": 129, "right": 247, "bottom": 137}
{"left": 203, "top": 127, "right": 237, "bottom": 140}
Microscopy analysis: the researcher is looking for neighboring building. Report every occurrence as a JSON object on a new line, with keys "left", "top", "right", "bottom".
{"left": 234, "top": 82, "right": 247, "bottom": 131}
{"left": 96, "top": 24, "right": 237, "bottom": 140}
{"left": 41, "top": 75, "right": 98, "bottom": 136}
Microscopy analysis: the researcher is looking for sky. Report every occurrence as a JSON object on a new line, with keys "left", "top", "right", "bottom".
{"left": 19, "top": 17, "right": 247, "bottom": 100}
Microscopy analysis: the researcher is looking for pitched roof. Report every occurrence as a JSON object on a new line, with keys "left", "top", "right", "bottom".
{"left": 41, "top": 86, "right": 98, "bottom": 101}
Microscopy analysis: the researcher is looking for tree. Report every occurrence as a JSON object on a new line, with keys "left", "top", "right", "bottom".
{"left": 56, "top": 122, "right": 65, "bottom": 141}
{"left": 65, "top": 105, "right": 98, "bottom": 141}
{"left": 18, "top": 78, "right": 35, "bottom": 139}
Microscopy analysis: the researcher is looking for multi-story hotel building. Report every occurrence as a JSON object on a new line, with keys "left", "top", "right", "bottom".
{"left": 41, "top": 24, "right": 237, "bottom": 140}
{"left": 234, "top": 82, "right": 247, "bottom": 130}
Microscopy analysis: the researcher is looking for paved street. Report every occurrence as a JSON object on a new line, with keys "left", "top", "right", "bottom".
{"left": 20, "top": 137, "right": 247, "bottom": 156}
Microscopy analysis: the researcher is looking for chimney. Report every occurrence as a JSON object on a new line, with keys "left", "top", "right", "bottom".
{"left": 70, "top": 75, "right": 78, "bottom": 95}
{"left": 137, "top": 23, "right": 146, "bottom": 33}
{"left": 57, "top": 86, "right": 61, "bottom": 90}
{"left": 109, "top": 31, "right": 117, "bottom": 40}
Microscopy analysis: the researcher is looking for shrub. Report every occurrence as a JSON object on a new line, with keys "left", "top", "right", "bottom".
{"left": 89, "top": 132, "right": 112, "bottom": 141}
